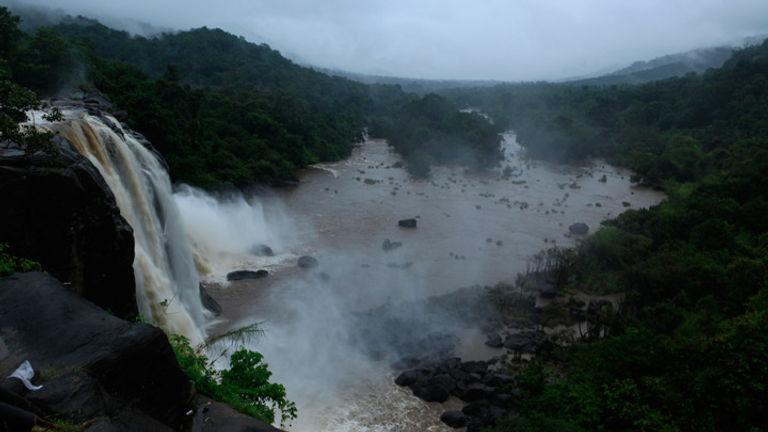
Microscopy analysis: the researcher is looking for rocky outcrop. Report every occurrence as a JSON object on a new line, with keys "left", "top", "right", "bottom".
{"left": 0, "top": 137, "right": 136, "bottom": 318}
{"left": 395, "top": 358, "right": 515, "bottom": 430}
{"left": 226, "top": 270, "right": 268, "bottom": 281}
{"left": 190, "top": 396, "right": 282, "bottom": 432}
{"left": 200, "top": 283, "right": 223, "bottom": 316}
{"left": 0, "top": 272, "right": 189, "bottom": 429}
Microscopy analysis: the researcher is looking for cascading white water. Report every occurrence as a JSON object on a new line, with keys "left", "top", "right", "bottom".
{"left": 38, "top": 110, "right": 206, "bottom": 344}
{"left": 173, "top": 185, "right": 300, "bottom": 282}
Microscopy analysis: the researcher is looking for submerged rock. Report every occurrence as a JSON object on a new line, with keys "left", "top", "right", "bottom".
{"left": 398, "top": 218, "right": 418, "bottom": 228}
{"left": 249, "top": 243, "right": 274, "bottom": 256}
{"left": 382, "top": 238, "right": 403, "bottom": 251}
{"left": 226, "top": 269, "right": 268, "bottom": 281}
{"left": 297, "top": 255, "right": 319, "bottom": 269}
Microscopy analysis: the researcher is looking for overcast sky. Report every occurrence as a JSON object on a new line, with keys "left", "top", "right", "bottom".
{"left": 11, "top": 0, "right": 768, "bottom": 81}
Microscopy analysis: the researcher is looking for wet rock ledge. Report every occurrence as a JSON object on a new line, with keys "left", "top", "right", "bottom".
{"left": 0, "top": 272, "right": 281, "bottom": 432}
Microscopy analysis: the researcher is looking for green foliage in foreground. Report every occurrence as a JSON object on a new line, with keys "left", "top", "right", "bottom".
{"left": 169, "top": 335, "right": 297, "bottom": 427}
{"left": 0, "top": 243, "right": 41, "bottom": 276}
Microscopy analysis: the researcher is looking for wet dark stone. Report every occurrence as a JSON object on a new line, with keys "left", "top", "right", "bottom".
{"left": 249, "top": 244, "right": 274, "bottom": 256}
{"left": 226, "top": 269, "right": 268, "bottom": 281}
{"left": 568, "top": 222, "right": 589, "bottom": 235}
{"left": 199, "top": 283, "right": 222, "bottom": 315}
{"left": 440, "top": 410, "right": 468, "bottom": 428}
{"left": 297, "top": 255, "right": 319, "bottom": 268}
{"left": 484, "top": 332, "right": 503, "bottom": 348}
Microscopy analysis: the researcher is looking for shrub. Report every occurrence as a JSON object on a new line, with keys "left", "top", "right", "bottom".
{"left": 169, "top": 335, "right": 297, "bottom": 427}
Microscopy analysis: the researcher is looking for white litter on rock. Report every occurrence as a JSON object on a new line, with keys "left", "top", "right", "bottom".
{"left": 8, "top": 360, "right": 43, "bottom": 391}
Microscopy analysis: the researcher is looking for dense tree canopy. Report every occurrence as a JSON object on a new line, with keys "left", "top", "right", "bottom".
{"left": 441, "top": 41, "right": 768, "bottom": 432}
{"left": 2, "top": 12, "right": 498, "bottom": 188}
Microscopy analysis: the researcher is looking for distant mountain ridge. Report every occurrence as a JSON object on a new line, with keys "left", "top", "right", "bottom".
{"left": 569, "top": 34, "right": 767, "bottom": 86}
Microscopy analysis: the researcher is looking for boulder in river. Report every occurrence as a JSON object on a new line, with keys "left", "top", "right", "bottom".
{"left": 398, "top": 218, "right": 418, "bottom": 228}
{"left": 412, "top": 381, "right": 450, "bottom": 403}
{"left": 298, "top": 255, "right": 319, "bottom": 269}
{"left": 440, "top": 410, "right": 468, "bottom": 428}
{"left": 227, "top": 269, "right": 269, "bottom": 281}
{"left": 395, "top": 369, "right": 428, "bottom": 387}
{"left": 484, "top": 332, "right": 503, "bottom": 348}
{"left": 382, "top": 238, "right": 403, "bottom": 251}
{"left": 458, "top": 382, "right": 494, "bottom": 402}
{"left": 568, "top": 222, "right": 590, "bottom": 235}
{"left": 199, "top": 283, "right": 222, "bottom": 315}
{"left": 249, "top": 243, "right": 274, "bottom": 256}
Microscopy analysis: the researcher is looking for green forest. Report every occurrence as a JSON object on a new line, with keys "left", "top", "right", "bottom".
{"left": 3, "top": 4, "right": 768, "bottom": 431}
{"left": 1, "top": 10, "right": 500, "bottom": 188}
{"left": 440, "top": 41, "right": 768, "bottom": 432}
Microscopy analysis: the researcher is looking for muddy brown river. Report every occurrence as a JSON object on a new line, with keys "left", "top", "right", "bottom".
{"left": 177, "top": 132, "right": 664, "bottom": 431}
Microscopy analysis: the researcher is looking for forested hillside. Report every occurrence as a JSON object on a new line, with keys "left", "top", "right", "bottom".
{"left": 369, "top": 93, "right": 503, "bottom": 177}
{"left": 570, "top": 45, "right": 735, "bottom": 86}
{"left": 2, "top": 9, "right": 501, "bottom": 188}
{"left": 441, "top": 41, "right": 768, "bottom": 432}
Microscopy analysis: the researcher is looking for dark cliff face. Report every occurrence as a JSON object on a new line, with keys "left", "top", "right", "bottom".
{"left": 0, "top": 272, "right": 190, "bottom": 429}
{"left": 0, "top": 136, "right": 137, "bottom": 318}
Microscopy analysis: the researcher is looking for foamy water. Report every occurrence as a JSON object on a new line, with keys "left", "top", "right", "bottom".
{"left": 37, "top": 110, "right": 206, "bottom": 344}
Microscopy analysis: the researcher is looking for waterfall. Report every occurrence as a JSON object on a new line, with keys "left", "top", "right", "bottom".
{"left": 38, "top": 110, "right": 206, "bottom": 344}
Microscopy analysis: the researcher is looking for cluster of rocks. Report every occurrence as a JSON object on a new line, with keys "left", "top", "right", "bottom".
{"left": 483, "top": 329, "right": 546, "bottom": 354}
{"left": 395, "top": 358, "right": 516, "bottom": 431}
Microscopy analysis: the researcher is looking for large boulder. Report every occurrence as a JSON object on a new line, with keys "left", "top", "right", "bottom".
{"left": 412, "top": 383, "right": 450, "bottom": 403}
{"left": 0, "top": 138, "right": 136, "bottom": 318}
{"left": 297, "top": 255, "right": 319, "bottom": 269}
{"left": 200, "top": 283, "right": 222, "bottom": 316}
{"left": 226, "top": 270, "right": 268, "bottom": 281}
{"left": 398, "top": 218, "right": 418, "bottom": 229}
{"left": 568, "top": 222, "right": 590, "bottom": 236}
{"left": 440, "top": 410, "right": 468, "bottom": 428}
{"left": 0, "top": 272, "right": 190, "bottom": 427}
{"left": 190, "top": 396, "right": 283, "bottom": 432}
{"left": 249, "top": 244, "right": 274, "bottom": 257}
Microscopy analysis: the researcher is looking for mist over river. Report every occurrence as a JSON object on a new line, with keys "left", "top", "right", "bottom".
{"left": 177, "top": 132, "right": 663, "bottom": 431}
